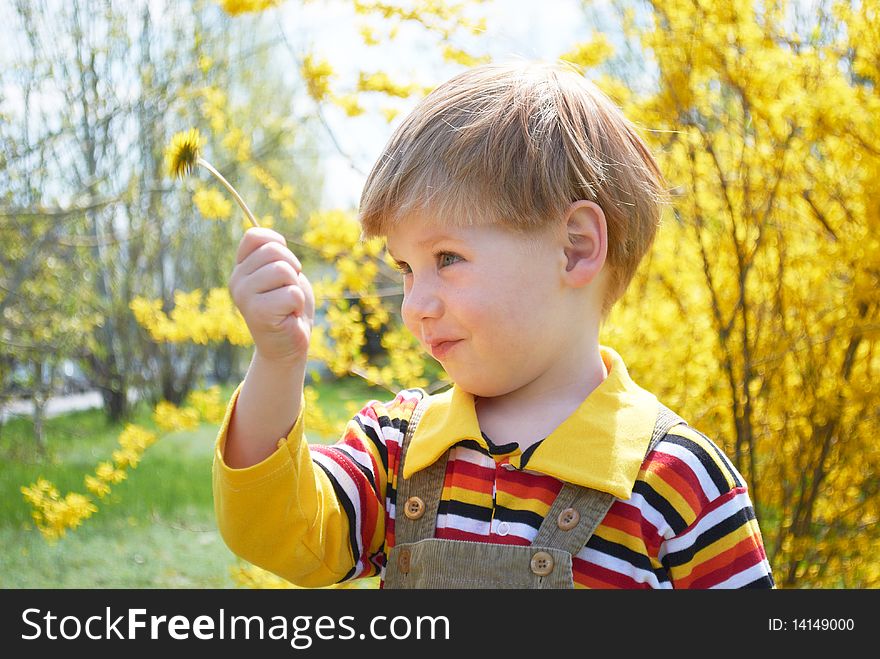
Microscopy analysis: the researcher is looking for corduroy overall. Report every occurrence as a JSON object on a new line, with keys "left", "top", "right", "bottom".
{"left": 384, "top": 399, "right": 685, "bottom": 588}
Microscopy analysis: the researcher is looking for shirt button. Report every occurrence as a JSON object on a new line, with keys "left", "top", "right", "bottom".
{"left": 557, "top": 507, "right": 580, "bottom": 531}
{"left": 403, "top": 496, "right": 425, "bottom": 520}
{"left": 397, "top": 548, "right": 411, "bottom": 574}
{"left": 530, "top": 550, "right": 555, "bottom": 576}
{"left": 496, "top": 521, "right": 510, "bottom": 536}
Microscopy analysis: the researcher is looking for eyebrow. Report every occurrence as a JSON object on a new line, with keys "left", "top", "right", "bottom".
{"left": 387, "top": 233, "right": 461, "bottom": 261}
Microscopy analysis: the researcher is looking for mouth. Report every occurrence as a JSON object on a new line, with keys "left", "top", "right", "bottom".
{"left": 428, "top": 339, "right": 462, "bottom": 360}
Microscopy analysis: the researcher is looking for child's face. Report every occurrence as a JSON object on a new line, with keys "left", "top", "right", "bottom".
{"left": 386, "top": 213, "right": 574, "bottom": 398}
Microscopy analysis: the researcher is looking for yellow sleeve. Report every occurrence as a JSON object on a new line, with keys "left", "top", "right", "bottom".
{"left": 211, "top": 385, "right": 354, "bottom": 588}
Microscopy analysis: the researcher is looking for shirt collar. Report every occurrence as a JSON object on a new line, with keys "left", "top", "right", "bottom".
{"left": 403, "top": 346, "right": 658, "bottom": 500}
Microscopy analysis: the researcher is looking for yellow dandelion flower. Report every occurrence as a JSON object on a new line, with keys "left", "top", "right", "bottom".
{"left": 165, "top": 128, "right": 204, "bottom": 179}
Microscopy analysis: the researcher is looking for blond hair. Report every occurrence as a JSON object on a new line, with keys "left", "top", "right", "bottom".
{"left": 359, "top": 60, "right": 669, "bottom": 315}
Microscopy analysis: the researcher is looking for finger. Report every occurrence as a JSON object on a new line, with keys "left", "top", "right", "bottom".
{"left": 235, "top": 227, "right": 288, "bottom": 264}
{"left": 255, "top": 285, "right": 307, "bottom": 321}
{"left": 247, "top": 260, "right": 302, "bottom": 294}
{"left": 237, "top": 240, "right": 302, "bottom": 277}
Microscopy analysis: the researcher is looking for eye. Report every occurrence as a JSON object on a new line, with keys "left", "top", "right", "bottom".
{"left": 393, "top": 260, "right": 411, "bottom": 275}
{"left": 437, "top": 252, "right": 462, "bottom": 268}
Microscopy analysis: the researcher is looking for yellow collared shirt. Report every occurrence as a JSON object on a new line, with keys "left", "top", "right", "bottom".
{"left": 213, "top": 346, "right": 775, "bottom": 589}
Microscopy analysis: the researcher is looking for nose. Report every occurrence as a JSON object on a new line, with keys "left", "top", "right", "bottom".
{"left": 401, "top": 273, "right": 443, "bottom": 327}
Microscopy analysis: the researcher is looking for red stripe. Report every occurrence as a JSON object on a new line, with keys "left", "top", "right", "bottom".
{"left": 496, "top": 478, "right": 559, "bottom": 508}
{"left": 436, "top": 527, "right": 490, "bottom": 542}
{"left": 572, "top": 556, "right": 653, "bottom": 589}
{"left": 645, "top": 450, "right": 710, "bottom": 511}
{"left": 605, "top": 500, "right": 665, "bottom": 554}
{"left": 502, "top": 467, "right": 562, "bottom": 492}
{"left": 444, "top": 472, "right": 494, "bottom": 497}
{"left": 434, "top": 525, "right": 531, "bottom": 546}
{"left": 445, "top": 457, "right": 496, "bottom": 481}
{"left": 338, "top": 436, "right": 381, "bottom": 488}
{"left": 679, "top": 536, "right": 766, "bottom": 588}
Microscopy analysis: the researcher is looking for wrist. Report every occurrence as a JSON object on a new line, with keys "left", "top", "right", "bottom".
{"left": 251, "top": 348, "right": 309, "bottom": 374}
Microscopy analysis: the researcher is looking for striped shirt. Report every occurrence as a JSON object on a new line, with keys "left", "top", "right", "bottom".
{"left": 213, "top": 347, "right": 774, "bottom": 589}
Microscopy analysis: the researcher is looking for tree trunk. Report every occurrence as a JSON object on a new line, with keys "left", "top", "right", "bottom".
{"left": 102, "top": 386, "right": 128, "bottom": 423}
{"left": 31, "top": 361, "right": 49, "bottom": 456}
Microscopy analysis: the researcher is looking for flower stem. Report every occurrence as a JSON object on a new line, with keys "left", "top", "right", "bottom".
{"left": 197, "top": 157, "right": 259, "bottom": 228}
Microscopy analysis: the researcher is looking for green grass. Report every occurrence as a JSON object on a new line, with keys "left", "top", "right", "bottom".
{"left": 0, "top": 376, "right": 387, "bottom": 588}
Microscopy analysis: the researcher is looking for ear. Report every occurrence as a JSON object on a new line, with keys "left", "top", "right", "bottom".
{"left": 561, "top": 200, "right": 607, "bottom": 287}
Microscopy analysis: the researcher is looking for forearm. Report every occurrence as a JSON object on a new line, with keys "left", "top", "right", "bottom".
{"left": 224, "top": 351, "right": 306, "bottom": 468}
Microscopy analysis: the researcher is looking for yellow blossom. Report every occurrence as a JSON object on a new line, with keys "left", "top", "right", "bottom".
{"left": 153, "top": 401, "right": 200, "bottom": 432}
{"left": 218, "top": 0, "right": 280, "bottom": 15}
{"left": 187, "top": 386, "right": 226, "bottom": 424}
{"left": 118, "top": 424, "right": 158, "bottom": 452}
{"left": 302, "top": 54, "right": 335, "bottom": 102}
{"left": 357, "top": 71, "right": 418, "bottom": 98}
{"left": 193, "top": 186, "right": 233, "bottom": 220}
{"left": 560, "top": 34, "right": 615, "bottom": 70}
{"left": 84, "top": 475, "right": 111, "bottom": 499}
{"left": 96, "top": 461, "right": 127, "bottom": 484}
{"left": 332, "top": 94, "right": 365, "bottom": 117}
{"left": 112, "top": 448, "right": 142, "bottom": 469}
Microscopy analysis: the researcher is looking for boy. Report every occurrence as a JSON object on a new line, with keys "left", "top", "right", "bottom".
{"left": 213, "top": 60, "right": 775, "bottom": 589}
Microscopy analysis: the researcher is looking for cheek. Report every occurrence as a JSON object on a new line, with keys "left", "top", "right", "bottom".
{"left": 465, "top": 290, "right": 532, "bottom": 341}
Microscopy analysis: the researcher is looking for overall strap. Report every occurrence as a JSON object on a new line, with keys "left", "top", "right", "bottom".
{"left": 531, "top": 485, "right": 615, "bottom": 554}
{"left": 532, "top": 400, "right": 687, "bottom": 555}
{"left": 651, "top": 402, "right": 686, "bottom": 453}
{"left": 393, "top": 395, "right": 447, "bottom": 546}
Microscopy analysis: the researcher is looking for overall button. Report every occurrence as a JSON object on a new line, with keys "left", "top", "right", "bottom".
{"left": 557, "top": 507, "right": 580, "bottom": 531}
{"left": 530, "top": 551, "right": 555, "bottom": 576}
{"left": 496, "top": 521, "right": 510, "bottom": 536}
{"left": 397, "top": 548, "right": 412, "bottom": 574}
{"left": 403, "top": 496, "right": 425, "bottom": 520}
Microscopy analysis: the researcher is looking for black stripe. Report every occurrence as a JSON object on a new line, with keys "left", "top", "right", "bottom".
{"left": 314, "top": 460, "right": 359, "bottom": 582}
{"left": 587, "top": 534, "right": 655, "bottom": 572}
{"left": 518, "top": 439, "right": 544, "bottom": 469}
{"left": 586, "top": 534, "right": 668, "bottom": 582}
{"left": 662, "top": 433, "right": 732, "bottom": 495}
{"left": 387, "top": 482, "right": 398, "bottom": 510}
{"left": 698, "top": 431, "right": 744, "bottom": 489}
{"left": 354, "top": 416, "right": 388, "bottom": 473}
{"left": 326, "top": 445, "right": 377, "bottom": 493}
{"left": 663, "top": 505, "right": 756, "bottom": 568}
{"left": 494, "top": 505, "right": 543, "bottom": 529}
{"left": 741, "top": 574, "right": 775, "bottom": 589}
{"left": 479, "top": 432, "right": 519, "bottom": 456}
{"left": 456, "top": 439, "right": 490, "bottom": 456}
{"left": 632, "top": 479, "right": 688, "bottom": 534}
{"left": 368, "top": 549, "right": 386, "bottom": 575}
{"left": 438, "top": 499, "right": 493, "bottom": 523}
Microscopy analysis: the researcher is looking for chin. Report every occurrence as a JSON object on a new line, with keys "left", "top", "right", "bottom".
{"left": 445, "top": 369, "right": 518, "bottom": 399}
